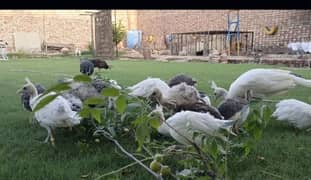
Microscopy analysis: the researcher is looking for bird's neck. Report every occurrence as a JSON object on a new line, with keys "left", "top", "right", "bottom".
{"left": 29, "top": 85, "right": 39, "bottom": 99}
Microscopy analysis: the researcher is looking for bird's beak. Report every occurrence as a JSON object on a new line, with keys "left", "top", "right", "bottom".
{"left": 16, "top": 88, "right": 23, "bottom": 94}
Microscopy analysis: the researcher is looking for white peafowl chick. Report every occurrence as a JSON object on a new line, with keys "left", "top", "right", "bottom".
{"left": 272, "top": 99, "right": 311, "bottom": 130}
{"left": 17, "top": 78, "right": 82, "bottom": 145}
{"left": 149, "top": 104, "right": 237, "bottom": 145}
{"left": 128, "top": 77, "right": 170, "bottom": 98}
{"left": 226, "top": 68, "right": 311, "bottom": 100}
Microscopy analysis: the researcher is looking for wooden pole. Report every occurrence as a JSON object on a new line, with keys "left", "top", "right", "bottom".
{"left": 90, "top": 14, "right": 95, "bottom": 57}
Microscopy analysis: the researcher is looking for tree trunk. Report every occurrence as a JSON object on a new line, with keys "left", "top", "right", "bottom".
{"left": 94, "top": 10, "right": 114, "bottom": 59}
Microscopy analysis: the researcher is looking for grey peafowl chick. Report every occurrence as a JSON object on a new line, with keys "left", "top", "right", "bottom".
{"left": 167, "top": 74, "right": 197, "bottom": 87}
{"left": 20, "top": 84, "right": 46, "bottom": 112}
{"left": 80, "top": 59, "right": 94, "bottom": 76}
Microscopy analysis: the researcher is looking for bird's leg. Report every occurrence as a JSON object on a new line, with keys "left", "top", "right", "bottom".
{"left": 41, "top": 124, "right": 51, "bottom": 143}
{"left": 233, "top": 124, "right": 240, "bottom": 135}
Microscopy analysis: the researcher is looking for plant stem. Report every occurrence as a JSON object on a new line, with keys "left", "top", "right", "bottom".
{"left": 142, "top": 145, "right": 154, "bottom": 157}
{"left": 94, "top": 157, "right": 154, "bottom": 180}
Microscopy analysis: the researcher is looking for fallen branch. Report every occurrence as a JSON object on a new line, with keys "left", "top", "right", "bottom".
{"left": 93, "top": 129, "right": 163, "bottom": 180}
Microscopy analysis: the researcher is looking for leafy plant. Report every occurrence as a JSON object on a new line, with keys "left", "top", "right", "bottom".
{"left": 29, "top": 73, "right": 273, "bottom": 180}
{"left": 112, "top": 20, "right": 126, "bottom": 45}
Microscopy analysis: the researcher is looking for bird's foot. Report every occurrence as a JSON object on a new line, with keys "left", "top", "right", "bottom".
{"left": 50, "top": 137, "right": 55, "bottom": 147}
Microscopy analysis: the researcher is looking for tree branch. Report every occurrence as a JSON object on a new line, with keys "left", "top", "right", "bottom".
{"left": 94, "top": 157, "right": 154, "bottom": 180}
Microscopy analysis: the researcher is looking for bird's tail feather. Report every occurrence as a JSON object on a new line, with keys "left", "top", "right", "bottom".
{"left": 292, "top": 76, "right": 311, "bottom": 88}
{"left": 211, "top": 80, "right": 218, "bottom": 90}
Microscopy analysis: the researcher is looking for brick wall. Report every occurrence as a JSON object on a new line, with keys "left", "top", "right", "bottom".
{"left": 137, "top": 10, "right": 311, "bottom": 52}
{"left": 0, "top": 11, "right": 92, "bottom": 52}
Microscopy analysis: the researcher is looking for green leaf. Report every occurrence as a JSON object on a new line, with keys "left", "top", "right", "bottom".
{"left": 42, "top": 83, "right": 71, "bottom": 96}
{"left": 126, "top": 102, "right": 142, "bottom": 112}
{"left": 135, "top": 123, "right": 150, "bottom": 151}
{"left": 84, "top": 97, "right": 105, "bottom": 106}
{"left": 116, "top": 95, "right": 127, "bottom": 113}
{"left": 101, "top": 88, "right": 120, "bottom": 97}
{"left": 79, "top": 107, "right": 90, "bottom": 118}
{"left": 132, "top": 115, "right": 146, "bottom": 127}
{"left": 90, "top": 109, "right": 102, "bottom": 123}
{"left": 149, "top": 117, "right": 160, "bottom": 129}
{"left": 33, "top": 94, "right": 59, "bottom": 112}
{"left": 73, "top": 74, "right": 92, "bottom": 82}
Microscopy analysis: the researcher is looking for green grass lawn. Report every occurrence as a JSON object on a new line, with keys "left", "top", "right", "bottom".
{"left": 0, "top": 57, "right": 310, "bottom": 179}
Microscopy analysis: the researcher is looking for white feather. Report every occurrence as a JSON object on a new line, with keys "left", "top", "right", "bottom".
{"left": 272, "top": 99, "right": 311, "bottom": 129}
{"left": 32, "top": 93, "right": 81, "bottom": 128}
